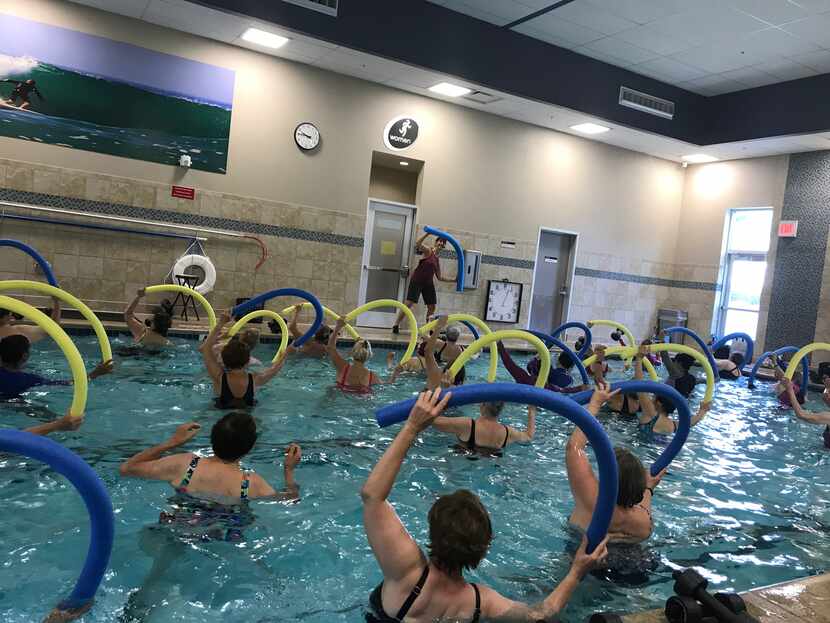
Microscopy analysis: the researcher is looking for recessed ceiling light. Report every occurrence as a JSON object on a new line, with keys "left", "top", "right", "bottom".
{"left": 682, "top": 154, "right": 719, "bottom": 163}
{"left": 570, "top": 123, "right": 611, "bottom": 135}
{"left": 428, "top": 82, "right": 472, "bottom": 97}
{"left": 399, "top": 161, "right": 409, "bottom": 166}
{"left": 242, "top": 28, "right": 290, "bottom": 49}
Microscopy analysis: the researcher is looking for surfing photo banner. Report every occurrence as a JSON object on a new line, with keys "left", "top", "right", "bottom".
{"left": 0, "top": 13, "right": 235, "bottom": 174}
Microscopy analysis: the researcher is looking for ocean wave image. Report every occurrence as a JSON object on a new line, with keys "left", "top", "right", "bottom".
{"left": 0, "top": 14, "right": 235, "bottom": 174}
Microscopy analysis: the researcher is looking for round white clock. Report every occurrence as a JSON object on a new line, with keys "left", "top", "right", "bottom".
{"left": 294, "top": 122, "right": 320, "bottom": 151}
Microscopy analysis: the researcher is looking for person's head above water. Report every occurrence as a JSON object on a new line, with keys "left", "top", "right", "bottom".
{"left": 428, "top": 489, "right": 492, "bottom": 575}
{"left": 150, "top": 311, "right": 172, "bottom": 337}
{"left": 0, "top": 334, "right": 31, "bottom": 369}
{"left": 654, "top": 395, "right": 678, "bottom": 416}
{"left": 479, "top": 401, "right": 504, "bottom": 419}
{"left": 557, "top": 350, "right": 575, "bottom": 370}
{"left": 238, "top": 328, "right": 261, "bottom": 351}
{"left": 673, "top": 373, "right": 696, "bottom": 399}
{"left": 211, "top": 412, "right": 257, "bottom": 462}
{"left": 314, "top": 324, "right": 332, "bottom": 344}
{"left": 221, "top": 338, "right": 251, "bottom": 370}
{"left": 614, "top": 447, "right": 647, "bottom": 508}
{"left": 445, "top": 325, "right": 460, "bottom": 343}
{"left": 351, "top": 339, "right": 373, "bottom": 363}
{"left": 0, "top": 308, "right": 11, "bottom": 326}
{"left": 729, "top": 352, "right": 745, "bottom": 368}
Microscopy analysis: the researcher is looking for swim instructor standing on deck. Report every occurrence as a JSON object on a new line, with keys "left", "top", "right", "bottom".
{"left": 392, "top": 229, "right": 456, "bottom": 333}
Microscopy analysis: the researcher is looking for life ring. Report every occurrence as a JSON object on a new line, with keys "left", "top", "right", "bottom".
{"left": 172, "top": 254, "right": 217, "bottom": 295}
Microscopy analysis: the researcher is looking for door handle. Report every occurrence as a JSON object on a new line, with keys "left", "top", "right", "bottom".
{"left": 559, "top": 288, "right": 568, "bottom": 296}
{"left": 365, "top": 265, "right": 407, "bottom": 274}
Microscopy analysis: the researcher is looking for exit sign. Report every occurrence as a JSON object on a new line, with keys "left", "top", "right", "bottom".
{"left": 172, "top": 185, "right": 196, "bottom": 200}
{"left": 778, "top": 220, "right": 798, "bottom": 237}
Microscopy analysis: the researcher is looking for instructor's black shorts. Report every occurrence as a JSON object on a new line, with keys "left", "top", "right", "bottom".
{"left": 406, "top": 280, "right": 437, "bottom": 306}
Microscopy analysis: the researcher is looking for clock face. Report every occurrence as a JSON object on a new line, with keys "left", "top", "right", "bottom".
{"left": 294, "top": 122, "right": 320, "bottom": 151}
{"left": 486, "top": 281, "right": 522, "bottom": 323}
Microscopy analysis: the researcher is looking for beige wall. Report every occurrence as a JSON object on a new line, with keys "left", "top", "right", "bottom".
{"left": 368, "top": 166, "right": 418, "bottom": 205}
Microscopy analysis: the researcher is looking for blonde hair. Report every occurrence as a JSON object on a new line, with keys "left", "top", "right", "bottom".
{"left": 239, "top": 328, "right": 261, "bottom": 350}
{"left": 351, "top": 339, "right": 373, "bottom": 363}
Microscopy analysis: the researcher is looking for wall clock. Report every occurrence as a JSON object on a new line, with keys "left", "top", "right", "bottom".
{"left": 294, "top": 122, "right": 321, "bottom": 151}
{"left": 485, "top": 280, "right": 523, "bottom": 323}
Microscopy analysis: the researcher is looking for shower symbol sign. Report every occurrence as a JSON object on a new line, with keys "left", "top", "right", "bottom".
{"left": 384, "top": 115, "right": 419, "bottom": 150}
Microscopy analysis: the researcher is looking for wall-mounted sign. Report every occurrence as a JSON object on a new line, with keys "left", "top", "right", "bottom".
{"left": 172, "top": 185, "right": 196, "bottom": 200}
{"left": 544, "top": 256, "right": 558, "bottom": 263}
{"left": 500, "top": 241, "right": 516, "bottom": 249}
{"left": 384, "top": 115, "right": 419, "bottom": 150}
{"left": 778, "top": 220, "right": 798, "bottom": 238}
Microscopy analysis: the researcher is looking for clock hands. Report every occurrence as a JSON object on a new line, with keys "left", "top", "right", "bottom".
{"left": 299, "top": 132, "right": 313, "bottom": 140}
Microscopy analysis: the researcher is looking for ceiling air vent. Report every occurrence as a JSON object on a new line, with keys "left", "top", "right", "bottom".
{"left": 462, "top": 90, "right": 502, "bottom": 105}
{"left": 281, "top": 0, "right": 338, "bottom": 17}
{"left": 619, "top": 86, "right": 674, "bottom": 120}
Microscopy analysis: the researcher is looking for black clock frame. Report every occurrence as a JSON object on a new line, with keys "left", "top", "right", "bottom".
{"left": 294, "top": 122, "right": 320, "bottom": 151}
{"left": 484, "top": 280, "right": 524, "bottom": 324}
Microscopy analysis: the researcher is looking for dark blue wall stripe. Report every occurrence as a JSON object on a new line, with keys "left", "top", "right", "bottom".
{"left": 764, "top": 151, "right": 830, "bottom": 350}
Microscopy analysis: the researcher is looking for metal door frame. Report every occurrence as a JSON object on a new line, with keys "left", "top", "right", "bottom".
{"left": 527, "top": 226, "right": 579, "bottom": 332}
{"left": 357, "top": 197, "right": 416, "bottom": 327}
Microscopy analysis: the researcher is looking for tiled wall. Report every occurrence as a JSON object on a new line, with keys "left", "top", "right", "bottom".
{"left": 0, "top": 157, "right": 720, "bottom": 341}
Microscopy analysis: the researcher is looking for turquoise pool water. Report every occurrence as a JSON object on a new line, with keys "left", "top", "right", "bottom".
{"left": 1, "top": 336, "right": 829, "bottom": 622}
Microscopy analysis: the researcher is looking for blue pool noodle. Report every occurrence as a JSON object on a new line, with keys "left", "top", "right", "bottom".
{"left": 664, "top": 326, "right": 719, "bottom": 382}
{"left": 711, "top": 332, "right": 754, "bottom": 365}
{"left": 424, "top": 226, "right": 465, "bottom": 292}
{"left": 0, "top": 239, "right": 58, "bottom": 286}
{"left": 551, "top": 321, "right": 592, "bottom": 359}
{"left": 748, "top": 346, "right": 809, "bottom": 398}
{"left": 233, "top": 288, "right": 323, "bottom": 347}
{"left": 571, "top": 380, "right": 691, "bottom": 476}
{"left": 460, "top": 320, "right": 480, "bottom": 340}
{"left": 0, "top": 430, "right": 114, "bottom": 611}
{"left": 526, "top": 329, "right": 590, "bottom": 385}
{"left": 375, "top": 383, "right": 618, "bottom": 552}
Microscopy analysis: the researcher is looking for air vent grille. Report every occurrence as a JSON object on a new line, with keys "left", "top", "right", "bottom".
{"left": 619, "top": 86, "right": 674, "bottom": 120}
{"left": 282, "top": 0, "right": 338, "bottom": 17}
{"left": 462, "top": 90, "right": 502, "bottom": 105}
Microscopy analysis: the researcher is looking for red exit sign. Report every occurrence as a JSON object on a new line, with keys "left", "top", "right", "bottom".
{"left": 172, "top": 185, "right": 196, "bottom": 200}
{"left": 778, "top": 220, "right": 798, "bottom": 238}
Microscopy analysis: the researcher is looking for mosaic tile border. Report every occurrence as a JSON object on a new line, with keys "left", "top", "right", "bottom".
{"left": 0, "top": 187, "right": 717, "bottom": 291}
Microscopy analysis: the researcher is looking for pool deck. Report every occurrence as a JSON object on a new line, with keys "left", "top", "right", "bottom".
{"left": 620, "top": 572, "right": 830, "bottom": 622}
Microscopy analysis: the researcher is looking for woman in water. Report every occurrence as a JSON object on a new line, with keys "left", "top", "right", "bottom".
{"left": 362, "top": 388, "right": 608, "bottom": 622}
{"left": 120, "top": 413, "right": 302, "bottom": 500}
{"left": 634, "top": 345, "right": 711, "bottom": 437}
{"left": 329, "top": 318, "right": 401, "bottom": 392}
{"left": 124, "top": 288, "right": 172, "bottom": 348}
{"left": 783, "top": 376, "right": 830, "bottom": 448}
{"left": 714, "top": 351, "right": 744, "bottom": 381}
{"left": 288, "top": 304, "right": 332, "bottom": 357}
{"left": 497, "top": 342, "right": 585, "bottom": 393}
{"left": 567, "top": 382, "right": 665, "bottom": 542}
{"left": 590, "top": 345, "right": 640, "bottom": 416}
{"left": 200, "top": 311, "right": 290, "bottom": 408}
{"left": 0, "top": 298, "right": 61, "bottom": 344}
{"left": 391, "top": 231, "right": 456, "bottom": 333}
{"left": 432, "top": 401, "right": 536, "bottom": 455}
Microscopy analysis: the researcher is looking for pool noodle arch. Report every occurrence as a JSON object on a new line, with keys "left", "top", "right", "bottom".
{"left": 420, "top": 314, "right": 497, "bottom": 382}
{"left": 0, "top": 239, "right": 57, "bottom": 286}
{"left": 345, "top": 299, "right": 418, "bottom": 363}
{"left": 280, "top": 302, "right": 360, "bottom": 339}
{"left": 748, "top": 346, "right": 808, "bottom": 394}
{"left": 424, "top": 226, "right": 465, "bottom": 291}
{"left": 711, "top": 332, "right": 754, "bottom": 365}
{"left": 449, "top": 330, "right": 550, "bottom": 388}
{"left": 234, "top": 288, "right": 323, "bottom": 347}
{"left": 461, "top": 321, "right": 480, "bottom": 340}
{"left": 375, "top": 383, "right": 617, "bottom": 553}
{"left": 228, "top": 310, "right": 289, "bottom": 362}
{"left": 0, "top": 430, "right": 114, "bottom": 612}
{"left": 663, "top": 326, "right": 719, "bottom": 383}
{"left": 784, "top": 342, "right": 830, "bottom": 382}
{"left": 570, "top": 380, "right": 692, "bottom": 476}
{"left": 589, "top": 319, "right": 635, "bottom": 365}
{"left": 526, "top": 329, "right": 590, "bottom": 385}
{"left": 0, "top": 280, "right": 111, "bottom": 362}
{"left": 551, "top": 321, "right": 592, "bottom": 359}
{"left": 145, "top": 284, "right": 217, "bottom": 330}
{"left": 582, "top": 346, "right": 660, "bottom": 382}
{"left": 0, "top": 295, "right": 87, "bottom": 417}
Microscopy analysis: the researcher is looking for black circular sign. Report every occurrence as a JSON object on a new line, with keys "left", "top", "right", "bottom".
{"left": 384, "top": 116, "right": 419, "bottom": 150}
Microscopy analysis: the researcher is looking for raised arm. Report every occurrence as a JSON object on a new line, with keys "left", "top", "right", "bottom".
{"left": 424, "top": 317, "right": 447, "bottom": 388}
{"left": 431, "top": 415, "right": 472, "bottom": 436}
{"left": 634, "top": 347, "right": 658, "bottom": 424}
{"left": 590, "top": 346, "right": 608, "bottom": 384}
{"left": 497, "top": 342, "right": 534, "bottom": 385}
{"left": 199, "top": 310, "right": 231, "bottom": 382}
{"left": 124, "top": 288, "right": 147, "bottom": 339}
{"left": 327, "top": 318, "right": 348, "bottom": 373}
{"left": 660, "top": 348, "right": 684, "bottom": 380}
{"left": 361, "top": 389, "right": 451, "bottom": 582}
{"left": 119, "top": 423, "right": 200, "bottom": 480}
{"left": 787, "top": 381, "right": 830, "bottom": 424}
{"left": 253, "top": 347, "right": 293, "bottom": 388}
{"left": 690, "top": 401, "right": 711, "bottom": 427}
{"left": 414, "top": 232, "right": 430, "bottom": 253}
{"left": 288, "top": 304, "right": 303, "bottom": 339}
{"left": 506, "top": 406, "right": 536, "bottom": 443}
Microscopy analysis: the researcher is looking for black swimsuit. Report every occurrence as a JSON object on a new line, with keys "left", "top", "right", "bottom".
{"left": 823, "top": 425, "right": 830, "bottom": 449}
{"left": 719, "top": 364, "right": 740, "bottom": 380}
{"left": 215, "top": 373, "right": 255, "bottom": 409}
{"left": 366, "top": 566, "right": 481, "bottom": 623}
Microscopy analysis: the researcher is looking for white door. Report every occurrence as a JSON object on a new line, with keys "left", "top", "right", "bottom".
{"left": 528, "top": 229, "right": 578, "bottom": 333}
{"left": 357, "top": 199, "right": 415, "bottom": 327}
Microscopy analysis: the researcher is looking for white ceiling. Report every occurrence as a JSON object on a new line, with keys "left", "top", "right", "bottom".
{"left": 64, "top": 0, "right": 830, "bottom": 163}
{"left": 428, "top": 0, "right": 830, "bottom": 95}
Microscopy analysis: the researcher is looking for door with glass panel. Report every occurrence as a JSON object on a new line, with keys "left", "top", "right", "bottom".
{"left": 716, "top": 209, "right": 773, "bottom": 340}
{"left": 357, "top": 199, "right": 415, "bottom": 327}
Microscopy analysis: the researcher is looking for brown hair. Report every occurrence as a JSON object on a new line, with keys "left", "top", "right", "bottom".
{"left": 221, "top": 338, "right": 251, "bottom": 370}
{"left": 238, "top": 328, "right": 261, "bottom": 350}
{"left": 428, "top": 490, "right": 492, "bottom": 575}
{"left": 614, "top": 447, "right": 646, "bottom": 508}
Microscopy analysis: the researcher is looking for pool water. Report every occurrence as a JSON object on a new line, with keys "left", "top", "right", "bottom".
{"left": 1, "top": 336, "right": 829, "bottom": 622}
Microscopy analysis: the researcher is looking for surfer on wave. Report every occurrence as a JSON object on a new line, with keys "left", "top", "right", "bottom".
{"left": 2, "top": 79, "right": 44, "bottom": 110}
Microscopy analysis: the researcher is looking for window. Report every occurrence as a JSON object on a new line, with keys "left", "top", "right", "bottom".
{"left": 714, "top": 208, "right": 773, "bottom": 340}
